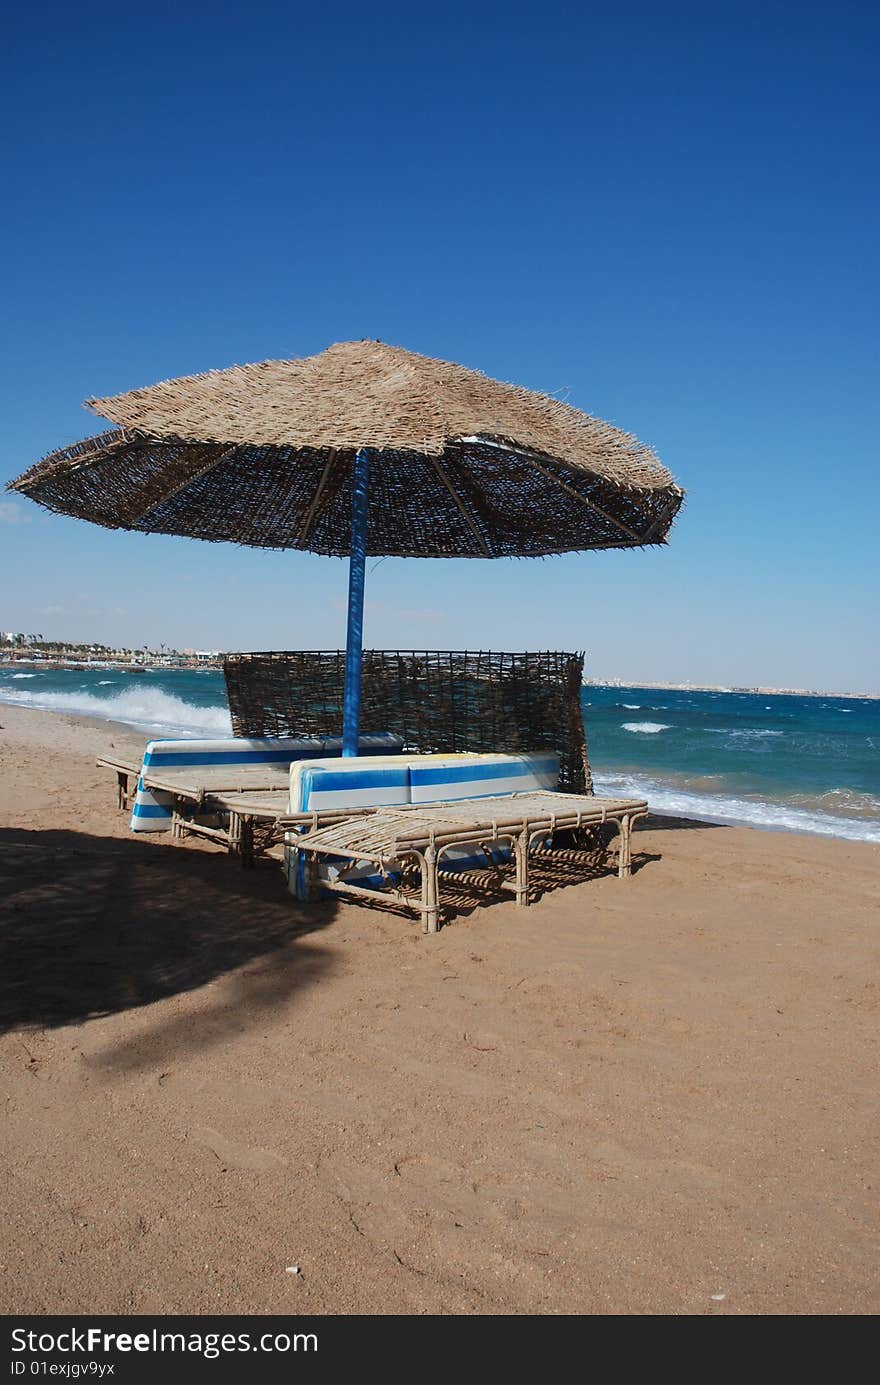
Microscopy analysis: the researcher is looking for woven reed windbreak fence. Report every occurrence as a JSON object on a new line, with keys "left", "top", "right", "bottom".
{"left": 223, "top": 650, "right": 591, "bottom": 794}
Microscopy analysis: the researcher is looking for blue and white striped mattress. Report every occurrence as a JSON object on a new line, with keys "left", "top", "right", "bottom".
{"left": 130, "top": 732, "right": 404, "bottom": 832}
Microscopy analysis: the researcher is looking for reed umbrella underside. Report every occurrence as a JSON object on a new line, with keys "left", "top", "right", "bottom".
{"left": 9, "top": 341, "right": 683, "bottom": 558}
{"left": 9, "top": 340, "right": 684, "bottom": 754}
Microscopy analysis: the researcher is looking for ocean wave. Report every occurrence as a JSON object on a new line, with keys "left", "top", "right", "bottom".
{"left": 710, "top": 728, "right": 784, "bottom": 738}
{"left": 593, "top": 770, "right": 880, "bottom": 844}
{"left": 0, "top": 686, "right": 232, "bottom": 737}
{"left": 621, "top": 721, "right": 671, "bottom": 734}
{"left": 9, "top": 672, "right": 38, "bottom": 679}
{"left": 621, "top": 703, "right": 641, "bottom": 709}
{"left": 97, "top": 680, "right": 116, "bottom": 686}
{"left": 806, "top": 788, "right": 880, "bottom": 820}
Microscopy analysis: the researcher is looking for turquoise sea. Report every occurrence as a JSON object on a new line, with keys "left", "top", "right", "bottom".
{"left": 1, "top": 665, "right": 878, "bottom": 843}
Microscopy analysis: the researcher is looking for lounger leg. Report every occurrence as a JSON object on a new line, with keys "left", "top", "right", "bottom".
{"left": 515, "top": 830, "right": 530, "bottom": 906}
{"left": 305, "top": 852, "right": 319, "bottom": 902}
{"left": 116, "top": 770, "right": 127, "bottom": 811}
{"left": 421, "top": 847, "right": 435, "bottom": 936}
{"left": 424, "top": 844, "right": 439, "bottom": 934}
{"left": 230, "top": 810, "right": 250, "bottom": 863}
{"left": 617, "top": 816, "right": 632, "bottom": 878}
{"left": 241, "top": 816, "right": 255, "bottom": 868}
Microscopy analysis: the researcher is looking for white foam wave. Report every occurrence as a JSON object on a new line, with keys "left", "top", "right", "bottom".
{"left": 621, "top": 721, "right": 671, "bottom": 734}
{"left": 731, "top": 728, "right": 784, "bottom": 738}
{"left": 806, "top": 788, "right": 880, "bottom": 819}
{"left": 10, "top": 673, "right": 37, "bottom": 679}
{"left": 707, "top": 728, "right": 785, "bottom": 744}
{"left": 594, "top": 770, "right": 880, "bottom": 844}
{"left": 97, "top": 680, "right": 116, "bottom": 686}
{"left": 621, "top": 703, "right": 641, "bottom": 709}
{"left": 0, "top": 686, "right": 232, "bottom": 737}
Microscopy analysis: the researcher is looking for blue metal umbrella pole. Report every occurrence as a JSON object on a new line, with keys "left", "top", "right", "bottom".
{"left": 342, "top": 447, "right": 370, "bottom": 756}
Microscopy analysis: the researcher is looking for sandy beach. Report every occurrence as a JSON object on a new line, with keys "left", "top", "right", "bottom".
{"left": 0, "top": 702, "right": 877, "bottom": 1316}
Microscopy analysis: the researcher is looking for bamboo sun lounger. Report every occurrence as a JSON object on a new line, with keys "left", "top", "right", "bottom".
{"left": 97, "top": 756, "right": 296, "bottom": 814}
{"left": 98, "top": 745, "right": 650, "bottom": 931}
{"left": 284, "top": 791, "right": 648, "bottom": 933}
{"left": 98, "top": 734, "right": 405, "bottom": 863}
{"left": 96, "top": 759, "right": 294, "bottom": 859}
{"left": 100, "top": 769, "right": 377, "bottom": 866}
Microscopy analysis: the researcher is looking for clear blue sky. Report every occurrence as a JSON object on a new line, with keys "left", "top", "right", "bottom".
{"left": 1, "top": 1, "right": 877, "bottom": 691}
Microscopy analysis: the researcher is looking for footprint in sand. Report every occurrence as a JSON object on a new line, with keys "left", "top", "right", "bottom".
{"left": 190, "top": 1126, "right": 286, "bottom": 1173}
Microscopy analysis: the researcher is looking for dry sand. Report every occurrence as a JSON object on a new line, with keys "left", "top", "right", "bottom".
{"left": 0, "top": 702, "right": 877, "bottom": 1316}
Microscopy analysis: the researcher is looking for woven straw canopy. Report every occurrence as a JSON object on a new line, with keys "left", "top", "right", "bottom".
{"left": 9, "top": 341, "right": 683, "bottom": 558}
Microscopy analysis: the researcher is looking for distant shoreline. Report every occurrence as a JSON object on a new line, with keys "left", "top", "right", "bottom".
{"left": 582, "top": 680, "right": 879, "bottom": 701}
{"left": 2, "top": 658, "right": 877, "bottom": 700}
{"left": 0, "top": 657, "right": 219, "bottom": 673}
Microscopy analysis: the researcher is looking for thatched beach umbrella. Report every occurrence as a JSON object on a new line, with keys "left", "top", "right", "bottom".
{"left": 8, "top": 341, "right": 683, "bottom": 753}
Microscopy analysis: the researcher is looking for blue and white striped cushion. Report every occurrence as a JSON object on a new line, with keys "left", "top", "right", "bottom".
{"left": 130, "top": 737, "right": 322, "bottom": 833}
{"left": 141, "top": 735, "right": 322, "bottom": 771}
{"left": 408, "top": 752, "right": 559, "bottom": 804}
{"left": 130, "top": 775, "right": 176, "bottom": 832}
{"left": 290, "top": 757, "right": 412, "bottom": 814}
{"left": 130, "top": 733, "right": 404, "bottom": 832}
{"left": 287, "top": 756, "right": 412, "bottom": 897}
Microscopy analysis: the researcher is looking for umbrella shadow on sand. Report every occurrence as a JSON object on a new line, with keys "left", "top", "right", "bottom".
{"left": 0, "top": 827, "right": 338, "bottom": 1040}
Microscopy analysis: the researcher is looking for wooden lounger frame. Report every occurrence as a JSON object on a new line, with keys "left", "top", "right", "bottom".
{"left": 96, "top": 755, "right": 141, "bottom": 811}
{"left": 286, "top": 792, "right": 649, "bottom": 933}
{"left": 96, "top": 765, "right": 650, "bottom": 921}
{"left": 96, "top": 758, "right": 386, "bottom": 866}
